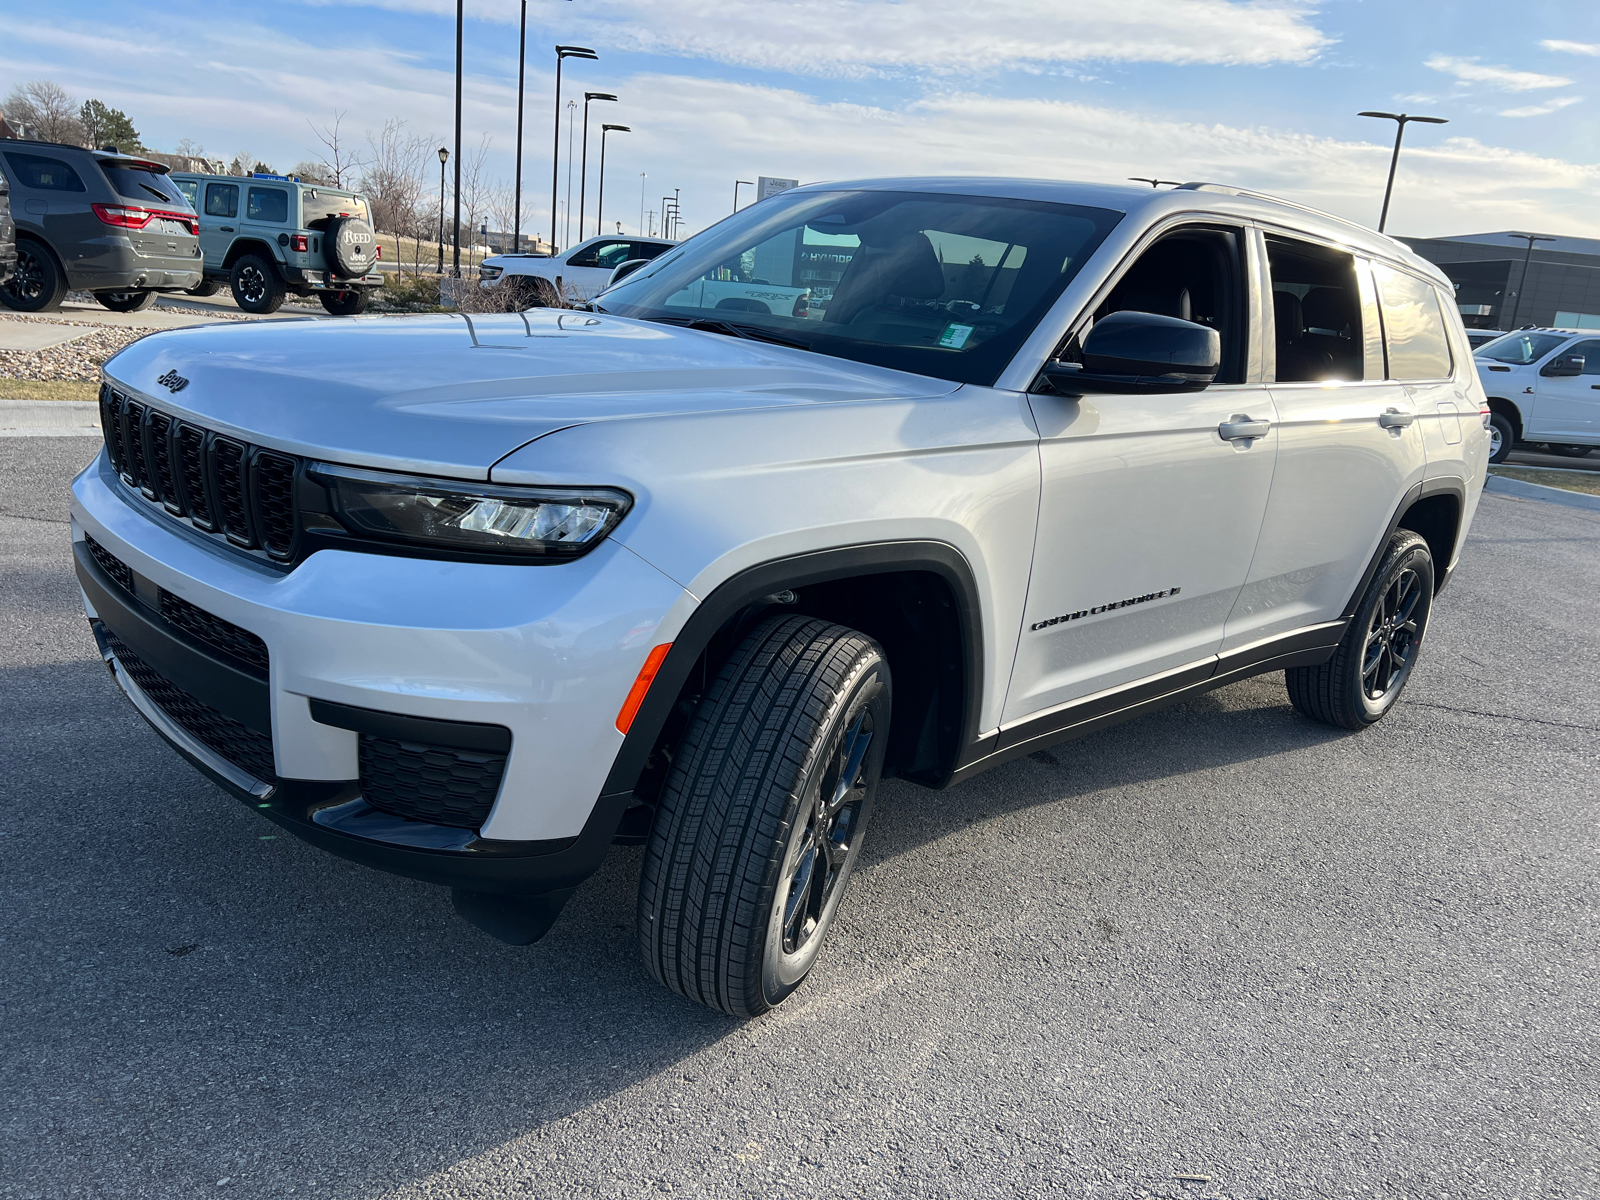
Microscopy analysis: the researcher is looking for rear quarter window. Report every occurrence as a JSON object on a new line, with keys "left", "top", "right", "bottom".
{"left": 1375, "top": 264, "right": 1454, "bottom": 381}
{"left": 3, "top": 152, "right": 87, "bottom": 193}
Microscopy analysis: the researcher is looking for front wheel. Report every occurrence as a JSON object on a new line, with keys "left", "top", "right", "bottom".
{"left": 1287, "top": 530, "right": 1433, "bottom": 729}
{"left": 1487, "top": 411, "right": 1514, "bottom": 463}
{"left": 319, "top": 289, "right": 370, "bottom": 316}
{"left": 638, "top": 614, "right": 891, "bottom": 1017}
{"left": 95, "top": 289, "right": 157, "bottom": 312}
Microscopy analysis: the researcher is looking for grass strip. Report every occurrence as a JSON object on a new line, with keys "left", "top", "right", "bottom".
{"left": 0, "top": 380, "right": 100, "bottom": 403}
{"left": 1489, "top": 465, "right": 1600, "bottom": 497}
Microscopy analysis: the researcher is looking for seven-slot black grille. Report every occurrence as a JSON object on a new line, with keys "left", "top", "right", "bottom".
{"left": 84, "top": 534, "right": 270, "bottom": 679}
{"left": 358, "top": 736, "right": 507, "bottom": 829}
{"left": 102, "top": 627, "right": 278, "bottom": 783}
{"left": 99, "top": 386, "right": 300, "bottom": 562}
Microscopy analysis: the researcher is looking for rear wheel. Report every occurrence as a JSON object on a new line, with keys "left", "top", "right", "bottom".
{"left": 95, "top": 289, "right": 157, "bottom": 313}
{"left": 1287, "top": 530, "right": 1433, "bottom": 730}
{"left": 1547, "top": 444, "right": 1592, "bottom": 458}
{"left": 638, "top": 614, "right": 891, "bottom": 1017}
{"left": 0, "top": 239, "right": 67, "bottom": 312}
{"left": 1487, "top": 411, "right": 1514, "bottom": 463}
{"left": 229, "top": 254, "right": 285, "bottom": 314}
{"left": 319, "top": 289, "right": 370, "bottom": 316}
{"left": 186, "top": 279, "right": 223, "bottom": 298}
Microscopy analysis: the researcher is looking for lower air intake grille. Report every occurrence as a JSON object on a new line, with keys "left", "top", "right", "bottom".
{"left": 103, "top": 627, "right": 277, "bottom": 783}
{"left": 358, "top": 735, "right": 506, "bottom": 829}
{"left": 84, "top": 535, "right": 135, "bottom": 596}
{"left": 158, "top": 591, "right": 270, "bottom": 677}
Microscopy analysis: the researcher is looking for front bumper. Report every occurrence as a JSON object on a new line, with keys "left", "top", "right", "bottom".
{"left": 72, "top": 449, "right": 692, "bottom": 884}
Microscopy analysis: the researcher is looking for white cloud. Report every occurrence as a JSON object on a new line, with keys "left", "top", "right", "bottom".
{"left": 304, "top": 0, "right": 1334, "bottom": 74}
{"left": 1500, "top": 96, "right": 1583, "bottom": 118}
{"left": 1424, "top": 55, "right": 1572, "bottom": 91}
{"left": 1541, "top": 39, "right": 1600, "bottom": 57}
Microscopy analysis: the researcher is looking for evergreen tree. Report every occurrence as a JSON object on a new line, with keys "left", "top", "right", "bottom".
{"left": 80, "top": 99, "right": 141, "bottom": 151}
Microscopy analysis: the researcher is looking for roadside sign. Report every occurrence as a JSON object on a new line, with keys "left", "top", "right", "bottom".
{"left": 757, "top": 177, "right": 799, "bottom": 202}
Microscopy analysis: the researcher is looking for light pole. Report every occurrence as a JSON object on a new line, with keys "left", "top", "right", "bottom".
{"left": 1128, "top": 177, "right": 1179, "bottom": 188}
{"left": 564, "top": 99, "right": 576, "bottom": 250}
{"left": 512, "top": 0, "right": 526, "bottom": 254}
{"left": 1506, "top": 233, "right": 1557, "bottom": 329}
{"left": 580, "top": 92, "right": 617, "bottom": 240}
{"left": 1358, "top": 110, "right": 1448, "bottom": 233}
{"left": 551, "top": 45, "right": 597, "bottom": 254}
{"left": 598, "top": 124, "right": 629, "bottom": 240}
{"left": 733, "top": 179, "right": 753, "bottom": 212}
{"left": 436, "top": 147, "right": 448, "bottom": 273}
{"left": 639, "top": 171, "right": 647, "bottom": 236}
{"left": 451, "top": 0, "right": 463, "bottom": 276}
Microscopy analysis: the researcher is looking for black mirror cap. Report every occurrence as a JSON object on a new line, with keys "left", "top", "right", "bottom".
{"left": 1542, "top": 354, "right": 1585, "bottom": 377}
{"left": 1044, "top": 310, "right": 1221, "bottom": 395}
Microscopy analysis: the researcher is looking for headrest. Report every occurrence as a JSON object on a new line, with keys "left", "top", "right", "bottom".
{"left": 824, "top": 232, "right": 946, "bottom": 324}
{"left": 1301, "top": 287, "right": 1352, "bottom": 336}
{"left": 1273, "top": 290, "right": 1303, "bottom": 344}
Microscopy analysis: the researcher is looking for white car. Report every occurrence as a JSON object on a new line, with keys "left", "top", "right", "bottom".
{"left": 1474, "top": 328, "right": 1600, "bottom": 461}
{"left": 73, "top": 177, "right": 1488, "bottom": 1016}
{"left": 478, "top": 234, "right": 676, "bottom": 305}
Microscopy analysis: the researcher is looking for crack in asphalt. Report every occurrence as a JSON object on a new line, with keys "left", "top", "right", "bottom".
{"left": 0, "top": 509, "right": 70, "bottom": 525}
{"left": 1410, "top": 700, "right": 1600, "bottom": 733}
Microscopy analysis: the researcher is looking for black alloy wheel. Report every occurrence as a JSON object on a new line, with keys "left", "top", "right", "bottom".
{"left": 95, "top": 289, "right": 157, "bottom": 313}
{"left": 1286, "top": 530, "right": 1434, "bottom": 729}
{"left": 229, "top": 254, "right": 286, "bottom": 315}
{"left": 0, "top": 240, "right": 67, "bottom": 312}
{"left": 638, "top": 614, "right": 892, "bottom": 1016}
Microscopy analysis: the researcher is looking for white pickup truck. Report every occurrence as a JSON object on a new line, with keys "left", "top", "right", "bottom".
{"left": 479, "top": 235, "right": 676, "bottom": 305}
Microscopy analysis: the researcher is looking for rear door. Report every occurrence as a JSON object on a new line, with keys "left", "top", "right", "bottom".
{"left": 241, "top": 184, "right": 289, "bottom": 262}
{"left": 1529, "top": 338, "right": 1600, "bottom": 442}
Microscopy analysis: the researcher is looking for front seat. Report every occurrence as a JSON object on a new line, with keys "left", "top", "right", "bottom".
{"left": 824, "top": 232, "right": 947, "bottom": 326}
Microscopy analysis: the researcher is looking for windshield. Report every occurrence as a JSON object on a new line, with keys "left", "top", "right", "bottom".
{"left": 302, "top": 190, "right": 370, "bottom": 227}
{"left": 101, "top": 164, "right": 190, "bottom": 208}
{"left": 1475, "top": 331, "right": 1568, "bottom": 365}
{"left": 595, "top": 189, "right": 1121, "bottom": 385}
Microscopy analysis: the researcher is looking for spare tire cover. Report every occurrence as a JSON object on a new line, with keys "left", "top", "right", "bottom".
{"left": 325, "top": 215, "right": 376, "bottom": 279}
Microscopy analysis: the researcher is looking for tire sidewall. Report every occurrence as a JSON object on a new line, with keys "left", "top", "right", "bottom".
{"left": 1487, "top": 412, "right": 1514, "bottom": 463}
{"left": 1349, "top": 538, "right": 1434, "bottom": 723}
{"left": 230, "top": 255, "right": 282, "bottom": 314}
{"left": 755, "top": 652, "right": 891, "bottom": 1009}
{"left": 1, "top": 239, "right": 64, "bottom": 311}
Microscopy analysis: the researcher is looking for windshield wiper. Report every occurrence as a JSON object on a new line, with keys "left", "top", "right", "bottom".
{"left": 643, "top": 314, "right": 814, "bottom": 351}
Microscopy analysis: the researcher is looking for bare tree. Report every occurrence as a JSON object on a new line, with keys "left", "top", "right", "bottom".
{"left": 486, "top": 185, "right": 520, "bottom": 253}
{"left": 308, "top": 111, "right": 360, "bottom": 189}
{"left": 457, "top": 134, "right": 493, "bottom": 264}
{"left": 291, "top": 161, "right": 332, "bottom": 185}
{"left": 4, "top": 80, "right": 83, "bottom": 144}
{"left": 359, "top": 119, "right": 431, "bottom": 275}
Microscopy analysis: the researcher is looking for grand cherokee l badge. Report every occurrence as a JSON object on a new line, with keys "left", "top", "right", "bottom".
{"left": 1032, "top": 587, "right": 1181, "bottom": 631}
{"left": 156, "top": 370, "right": 189, "bottom": 394}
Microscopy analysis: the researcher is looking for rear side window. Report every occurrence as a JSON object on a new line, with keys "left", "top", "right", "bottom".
{"left": 205, "top": 183, "right": 238, "bottom": 218}
{"left": 1265, "top": 235, "right": 1364, "bottom": 383}
{"left": 1375, "top": 265, "right": 1453, "bottom": 381}
{"left": 102, "top": 165, "right": 188, "bottom": 207}
{"left": 629, "top": 240, "right": 672, "bottom": 261}
{"left": 3, "top": 152, "right": 87, "bottom": 193}
{"left": 246, "top": 187, "right": 289, "bottom": 224}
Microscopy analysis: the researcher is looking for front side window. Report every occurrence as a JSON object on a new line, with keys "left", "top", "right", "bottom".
{"left": 205, "top": 183, "right": 238, "bottom": 219}
{"left": 1266, "top": 235, "right": 1364, "bottom": 383}
{"left": 596, "top": 189, "right": 1121, "bottom": 386}
{"left": 3, "top": 152, "right": 86, "bottom": 193}
{"left": 1475, "top": 331, "right": 1568, "bottom": 365}
{"left": 246, "top": 187, "right": 289, "bottom": 224}
{"left": 174, "top": 179, "right": 200, "bottom": 209}
{"left": 566, "top": 240, "right": 630, "bottom": 269}
{"left": 102, "top": 164, "right": 188, "bottom": 207}
{"left": 1564, "top": 339, "right": 1600, "bottom": 375}
{"left": 1375, "top": 264, "right": 1453, "bottom": 381}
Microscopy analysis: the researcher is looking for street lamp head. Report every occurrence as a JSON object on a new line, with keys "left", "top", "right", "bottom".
{"left": 556, "top": 45, "right": 598, "bottom": 60}
{"left": 1359, "top": 110, "right": 1448, "bottom": 126}
{"left": 438, "top": 147, "right": 449, "bottom": 164}
{"left": 585, "top": 92, "right": 618, "bottom": 103}
{"left": 1358, "top": 111, "right": 1402, "bottom": 121}
{"left": 602, "top": 124, "right": 630, "bottom": 133}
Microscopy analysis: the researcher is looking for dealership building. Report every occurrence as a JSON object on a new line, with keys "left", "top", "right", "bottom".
{"left": 1398, "top": 231, "right": 1600, "bottom": 333}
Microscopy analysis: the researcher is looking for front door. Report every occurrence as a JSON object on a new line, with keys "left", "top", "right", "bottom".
{"left": 1004, "top": 223, "right": 1277, "bottom": 731}
{"left": 200, "top": 181, "right": 240, "bottom": 271}
{"left": 1529, "top": 338, "right": 1600, "bottom": 442}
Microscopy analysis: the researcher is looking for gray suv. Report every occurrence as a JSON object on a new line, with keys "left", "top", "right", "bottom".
{"left": 172, "top": 172, "right": 383, "bottom": 315}
{"left": 0, "top": 141, "right": 202, "bottom": 312}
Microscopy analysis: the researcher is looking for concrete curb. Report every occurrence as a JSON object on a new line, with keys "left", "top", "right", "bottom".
{"left": 0, "top": 399, "right": 101, "bottom": 438}
{"left": 1485, "top": 473, "right": 1600, "bottom": 512}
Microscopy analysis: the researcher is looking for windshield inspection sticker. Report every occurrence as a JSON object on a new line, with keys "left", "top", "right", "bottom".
{"left": 938, "top": 323, "right": 975, "bottom": 349}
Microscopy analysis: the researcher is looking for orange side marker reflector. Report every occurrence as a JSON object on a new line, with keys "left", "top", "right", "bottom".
{"left": 616, "top": 643, "right": 672, "bottom": 734}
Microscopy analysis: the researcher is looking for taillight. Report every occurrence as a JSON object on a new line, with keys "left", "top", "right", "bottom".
{"left": 375, "top": 244, "right": 382, "bottom": 260}
{"left": 289, "top": 234, "right": 309, "bottom": 253}
{"left": 92, "top": 203, "right": 199, "bottom": 236}
{"left": 792, "top": 293, "right": 809, "bottom": 318}
{"left": 1480, "top": 404, "right": 1492, "bottom": 429}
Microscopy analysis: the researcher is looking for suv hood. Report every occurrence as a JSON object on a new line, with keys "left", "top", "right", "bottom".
{"left": 102, "top": 311, "right": 959, "bottom": 479}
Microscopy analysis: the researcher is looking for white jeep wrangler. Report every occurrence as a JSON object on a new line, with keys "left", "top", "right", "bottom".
{"left": 73, "top": 178, "right": 1488, "bottom": 1016}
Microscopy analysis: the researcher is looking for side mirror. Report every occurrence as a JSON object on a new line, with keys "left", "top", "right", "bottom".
{"left": 606, "top": 258, "right": 650, "bottom": 288}
{"left": 1042, "top": 310, "right": 1221, "bottom": 395}
{"left": 1542, "top": 354, "right": 1585, "bottom": 377}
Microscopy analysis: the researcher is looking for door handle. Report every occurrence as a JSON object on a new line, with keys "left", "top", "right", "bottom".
{"left": 220, "top": 226, "right": 234, "bottom": 232}
{"left": 1590, "top": 384, "right": 1600, "bottom": 390}
{"left": 1378, "top": 408, "right": 1414, "bottom": 428}
{"left": 1218, "top": 416, "right": 1271, "bottom": 441}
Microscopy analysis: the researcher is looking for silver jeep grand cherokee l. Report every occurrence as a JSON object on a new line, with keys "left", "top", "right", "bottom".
{"left": 73, "top": 177, "right": 1488, "bottom": 1015}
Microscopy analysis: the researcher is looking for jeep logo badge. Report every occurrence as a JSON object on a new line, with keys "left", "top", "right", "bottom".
{"left": 156, "top": 370, "right": 189, "bottom": 394}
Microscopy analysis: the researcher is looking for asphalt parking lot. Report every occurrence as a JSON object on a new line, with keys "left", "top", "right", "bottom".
{"left": 2, "top": 438, "right": 1597, "bottom": 1200}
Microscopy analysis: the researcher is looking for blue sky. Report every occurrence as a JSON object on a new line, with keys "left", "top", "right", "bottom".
{"left": 3, "top": 1, "right": 1596, "bottom": 244}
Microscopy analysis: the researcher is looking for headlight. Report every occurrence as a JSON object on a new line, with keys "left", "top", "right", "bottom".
{"left": 311, "top": 465, "right": 630, "bottom": 559}
{"left": 480, "top": 265, "right": 503, "bottom": 280}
